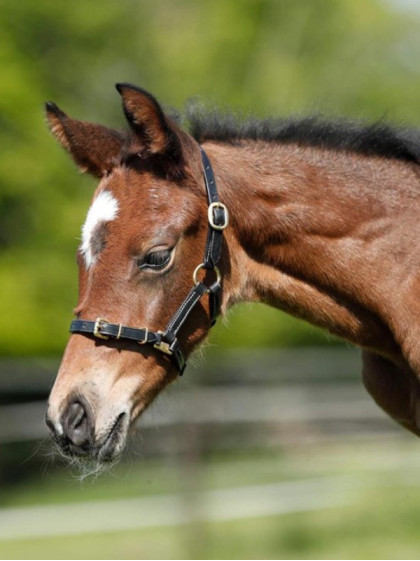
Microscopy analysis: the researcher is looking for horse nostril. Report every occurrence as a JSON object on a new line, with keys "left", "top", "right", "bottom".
{"left": 61, "top": 397, "right": 93, "bottom": 449}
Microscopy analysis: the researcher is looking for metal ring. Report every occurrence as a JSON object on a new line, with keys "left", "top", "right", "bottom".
{"left": 193, "top": 263, "right": 221, "bottom": 287}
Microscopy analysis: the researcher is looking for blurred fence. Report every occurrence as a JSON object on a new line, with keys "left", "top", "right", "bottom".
{"left": 0, "top": 347, "right": 399, "bottom": 449}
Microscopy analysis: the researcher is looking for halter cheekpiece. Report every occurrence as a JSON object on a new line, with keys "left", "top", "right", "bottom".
{"left": 69, "top": 147, "right": 228, "bottom": 375}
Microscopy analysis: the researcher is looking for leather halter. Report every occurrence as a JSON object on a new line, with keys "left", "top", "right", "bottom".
{"left": 69, "top": 148, "right": 228, "bottom": 375}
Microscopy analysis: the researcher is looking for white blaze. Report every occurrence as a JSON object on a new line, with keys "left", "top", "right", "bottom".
{"left": 81, "top": 190, "right": 119, "bottom": 268}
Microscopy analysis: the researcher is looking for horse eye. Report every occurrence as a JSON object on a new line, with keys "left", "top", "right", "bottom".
{"left": 138, "top": 248, "right": 172, "bottom": 271}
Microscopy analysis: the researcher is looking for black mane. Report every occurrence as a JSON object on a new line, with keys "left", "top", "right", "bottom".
{"left": 186, "top": 107, "right": 420, "bottom": 164}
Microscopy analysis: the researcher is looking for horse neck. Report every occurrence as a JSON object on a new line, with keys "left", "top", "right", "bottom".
{"left": 205, "top": 140, "right": 418, "bottom": 356}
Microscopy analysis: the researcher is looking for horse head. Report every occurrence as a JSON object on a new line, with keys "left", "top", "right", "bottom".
{"left": 45, "top": 84, "right": 230, "bottom": 462}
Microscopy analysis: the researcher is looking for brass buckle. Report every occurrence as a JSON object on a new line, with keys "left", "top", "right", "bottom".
{"left": 153, "top": 331, "right": 173, "bottom": 355}
{"left": 193, "top": 263, "right": 221, "bottom": 288}
{"left": 208, "top": 202, "right": 229, "bottom": 231}
{"left": 93, "top": 317, "right": 109, "bottom": 340}
{"left": 137, "top": 327, "right": 149, "bottom": 345}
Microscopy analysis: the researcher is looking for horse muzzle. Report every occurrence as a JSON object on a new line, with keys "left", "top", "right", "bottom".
{"left": 46, "top": 392, "right": 131, "bottom": 462}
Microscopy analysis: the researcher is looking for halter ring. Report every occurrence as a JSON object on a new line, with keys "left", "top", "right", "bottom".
{"left": 193, "top": 263, "right": 221, "bottom": 288}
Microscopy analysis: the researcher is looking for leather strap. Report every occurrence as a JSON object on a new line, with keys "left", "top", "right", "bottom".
{"left": 69, "top": 319, "right": 187, "bottom": 374}
{"left": 208, "top": 283, "right": 221, "bottom": 326}
{"left": 201, "top": 148, "right": 227, "bottom": 269}
{"left": 163, "top": 282, "right": 209, "bottom": 343}
{"left": 69, "top": 319, "right": 158, "bottom": 344}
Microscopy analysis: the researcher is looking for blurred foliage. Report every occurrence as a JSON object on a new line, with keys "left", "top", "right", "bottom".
{"left": 1, "top": 0, "right": 420, "bottom": 355}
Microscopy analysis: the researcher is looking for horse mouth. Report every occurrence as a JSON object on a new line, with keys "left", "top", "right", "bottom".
{"left": 97, "top": 412, "right": 129, "bottom": 462}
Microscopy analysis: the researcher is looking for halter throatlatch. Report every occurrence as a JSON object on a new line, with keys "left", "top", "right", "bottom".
{"left": 69, "top": 147, "right": 229, "bottom": 375}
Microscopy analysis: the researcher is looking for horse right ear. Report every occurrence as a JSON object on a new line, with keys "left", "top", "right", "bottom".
{"left": 45, "top": 102, "right": 125, "bottom": 178}
{"left": 115, "top": 84, "right": 185, "bottom": 179}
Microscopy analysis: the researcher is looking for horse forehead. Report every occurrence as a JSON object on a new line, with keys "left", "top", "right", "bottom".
{"left": 81, "top": 189, "right": 119, "bottom": 268}
{"left": 106, "top": 167, "right": 171, "bottom": 207}
{"left": 110, "top": 167, "right": 199, "bottom": 222}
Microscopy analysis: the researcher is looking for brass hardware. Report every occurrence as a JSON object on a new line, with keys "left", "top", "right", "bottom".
{"left": 137, "top": 327, "right": 149, "bottom": 345}
{"left": 193, "top": 263, "right": 221, "bottom": 288}
{"left": 116, "top": 323, "right": 123, "bottom": 339}
{"left": 153, "top": 331, "right": 173, "bottom": 355}
{"left": 93, "top": 317, "right": 109, "bottom": 340}
{"left": 208, "top": 202, "right": 229, "bottom": 230}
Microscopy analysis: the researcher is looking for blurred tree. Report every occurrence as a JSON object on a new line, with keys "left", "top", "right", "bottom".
{"left": 0, "top": 0, "right": 419, "bottom": 355}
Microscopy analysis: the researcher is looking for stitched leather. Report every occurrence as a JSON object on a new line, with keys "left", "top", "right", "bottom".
{"left": 209, "top": 283, "right": 221, "bottom": 326}
{"left": 69, "top": 320, "right": 158, "bottom": 344}
{"left": 164, "top": 283, "right": 209, "bottom": 342}
{"left": 201, "top": 148, "right": 227, "bottom": 268}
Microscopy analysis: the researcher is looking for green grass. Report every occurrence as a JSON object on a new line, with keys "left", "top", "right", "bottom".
{"left": 2, "top": 438, "right": 420, "bottom": 559}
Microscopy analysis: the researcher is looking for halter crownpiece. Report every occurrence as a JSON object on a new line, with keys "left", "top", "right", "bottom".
{"left": 69, "top": 147, "right": 229, "bottom": 375}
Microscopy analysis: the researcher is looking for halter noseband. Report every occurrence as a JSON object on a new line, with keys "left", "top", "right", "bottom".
{"left": 69, "top": 148, "right": 228, "bottom": 375}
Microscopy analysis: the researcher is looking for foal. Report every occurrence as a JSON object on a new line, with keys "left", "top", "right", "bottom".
{"left": 46, "top": 84, "right": 420, "bottom": 461}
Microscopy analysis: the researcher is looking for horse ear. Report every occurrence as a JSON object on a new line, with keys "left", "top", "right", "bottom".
{"left": 45, "top": 102, "right": 125, "bottom": 177}
{"left": 115, "top": 83, "right": 183, "bottom": 162}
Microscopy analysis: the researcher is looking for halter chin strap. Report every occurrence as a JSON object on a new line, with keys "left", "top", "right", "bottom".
{"left": 69, "top": 147, "right": 229, "bottom": 375}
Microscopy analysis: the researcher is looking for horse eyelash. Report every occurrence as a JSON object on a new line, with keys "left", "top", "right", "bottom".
{"left": 137, "top": 248, "right": 172, "bottom": 271}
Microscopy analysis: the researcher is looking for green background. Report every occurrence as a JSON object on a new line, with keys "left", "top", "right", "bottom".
{"left": 2, "top": 0, "right": 420, "bottom": 356}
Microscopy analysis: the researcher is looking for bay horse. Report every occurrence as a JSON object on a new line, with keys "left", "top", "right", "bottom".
{"left": 46, "top": 83, "right": 420, "bottom": 462}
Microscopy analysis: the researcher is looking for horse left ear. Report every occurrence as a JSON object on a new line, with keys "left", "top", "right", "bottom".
{"left": 45, "top": 102, "right": 125, "bottom": 177}
{"left": 116, "top": 83, "right": 183, "bottom": 165}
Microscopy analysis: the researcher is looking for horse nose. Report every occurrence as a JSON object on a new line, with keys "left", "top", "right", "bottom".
{"left": 60, "top": 397, "right": 93, "bottom": 449}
